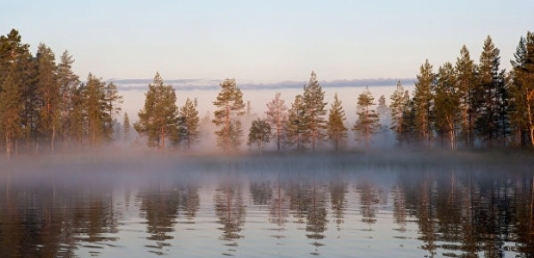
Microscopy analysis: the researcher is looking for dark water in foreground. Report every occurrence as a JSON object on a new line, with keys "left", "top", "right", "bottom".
{"left": 1, "top": 155, "right": 533, "bottom": 257}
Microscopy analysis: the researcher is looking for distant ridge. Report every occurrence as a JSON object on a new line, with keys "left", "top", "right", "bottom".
{"left": 111, "top": 78, "right": 415, "bottom": 91}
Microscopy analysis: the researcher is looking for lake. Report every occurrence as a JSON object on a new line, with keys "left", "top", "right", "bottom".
{"left": 1, "top": 152, "right": 533, "bottom": 257}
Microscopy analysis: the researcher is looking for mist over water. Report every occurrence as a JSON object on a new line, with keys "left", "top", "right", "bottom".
{"left": 1, "top": 152, "right": 533, "bottom": 257}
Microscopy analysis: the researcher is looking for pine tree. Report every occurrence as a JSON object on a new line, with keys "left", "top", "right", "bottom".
{"left": 134, "top": 72, "right": 179, "bottom": 148}
{"left": 285, "top": 94, "right": 308, "bottom": 151}
{"left": 265, "top": 92, "right": 287, "bottom": 151}
{"left": 510, "top": 31, "right": 534, "bottom": 146}
{"left": 57, "top": 50, "right": 80, "bottom": 148}
{"left": 326, "top": 93, "right": 347, "bottom": 151}
{"left": 0, "top": 70, "right": 22, "bottom": 159}
{"left": 390, "top": 81, "right": 408, "bottom": 146}
{"left": 376, "top": 95, "right": 388, "bottom": 118}
{"left": 36, "top": 43, "right": 60, "bottom": 151}
{"left": 455, "top": 45, "right": 477, "bottom": 148}
{"left": 103, "top": 82, "right": 123, "bottom": 141}
{"left": 303, "top": 71, "right": 327, "bottom": 152}
{"left": 123, "top": 112, "right": 131, "bottom": 143}
{"left": 413, "top": 59, "right": 436, "bottom": 147}
{"left": 70, "top": 84, "right": 86, "bottom": 147}
{"left": 248, "top": 118, "right": 271, "bottom": 154}
{"left": 178, "top": 97, "right": 200, "bottom": 149}
{"left": 434, "top": 62, "right": 460, "bottom": 150}
{"left": 352, "top": 87, "right": 380, "bottom": 149}
{"left": 212, "top": 78, "right": 245, "bottom": 151}
{"left": 399, "top": 94, "right": 417, "bottom": 146}
{"left": 475, "top": 36, "right": 509, "bottom": 147}
{"left": 84, "top": 74, "right": 107, "bottom": 145}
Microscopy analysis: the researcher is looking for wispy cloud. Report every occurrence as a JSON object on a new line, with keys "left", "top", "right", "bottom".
{"left": 112, "top": 78, "right": 415, "bottom": 92}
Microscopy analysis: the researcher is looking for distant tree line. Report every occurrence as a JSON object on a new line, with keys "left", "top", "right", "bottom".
{"left": 1, "top": 29, "right": 534, "bottom": 158}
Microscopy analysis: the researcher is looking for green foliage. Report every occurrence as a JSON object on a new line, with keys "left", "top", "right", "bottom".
{"left": 248, "top": 118, "right": 271, "bottom": 153}
{"left": 0, "top": 69, "right": 22, "bottom": 159}
{"left": 36, "top": 43, "right": 60, "bottom": 150}
{"left": 57, "top": 50, "right": 80, "bottom": 147}
{"left": 455, "top": 45, "right": 477, "bottom": 148}
{"left": 265, "top": 92, "right": 287, "bottom": 151}
{"left": 212, "top": 78, "right": 245, "bottom": 151}
{"left": 475, "top": 36, "right": 510, "bottom": 147}
{"left": 434, "top": 62, "right": 460, "bottom": 150}
{"left": 134, "top": 72, "right": 179, "bottom": 148}
{"left": 390, "top": 81, "right": 409, "bottom": 145}
{"left": 327, "top": 93, "right": 347, "bottom": 151}
{"left": 285, "top": 94, "right": 309, "bottom": 151}
{"left": 303, "top": 71, "right": 327, "bottom": 151}
{"left": 510, "top": 31, "right": 534, "bottom": 147}
{"left": 352, "top": 87, "right": 380, "bottom": 148}
{"left": 413, "top": 59, "right": 436, "bottom": 146}
{"left": 178, "top": 98, "right": 200, "bottom": 149}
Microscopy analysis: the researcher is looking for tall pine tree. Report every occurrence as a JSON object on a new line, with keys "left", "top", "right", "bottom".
{"left": 455, "top": 45, "right": 477, "bottom": 148}
{"left": 390, "top": 81, "right": 409, "bottom": 146}
{"left": 434, "top": 62, "right": 460, "bottom": 150}
{"left": 212, "top": 78, "right": 245, "bottom": 151}
{"left": 475, "top": 36, "right": 509, "bottom": 147}
{"left": 285, "top": 94, "right": 308, "bottom": 151}
{"left": 178, "top": 97, "right": 200, "bottom": 149}
{"left": 134, "top": 72, "right": 179, "bottom": 148}
{"left": 303, "top": 71, "right": 327, "bottom": 152}
{"left": 36, "top": 43, "right": 60, "bottom": 151}
{"left": 352, "top": 87, "right": 380, "bottom": 149}
{"left": 57, "top": 50, "right": 80, "bottom": 148}
{"left": 326, "top": 93, "right": 347, "bottom": 151}
{"left": 265, "top": 92, "right": 287, "bottom": 151}
{"left": 413, "top": 59, "right": 435, "bottom": 147}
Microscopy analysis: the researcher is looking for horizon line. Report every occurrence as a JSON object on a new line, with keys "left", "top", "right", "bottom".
{"left": 111, "top": 77, "right": 416, "bottom": 91}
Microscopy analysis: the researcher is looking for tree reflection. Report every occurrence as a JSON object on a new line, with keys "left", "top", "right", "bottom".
{"left": 357, "top": 181, "right": 381, "bottom": 228}
{"left": 268, "top": 177, "right": 289, "bottom": 231}
{"left": 329, "top": 180, "right": 347, "bottom": 231}
{"left": 392, "top": 183, "right": 407, "bottom": 232}
{"left": 415, "top": 172, "right": 437, "bottom": 257}
{"left": 514, "top": 176, "right": 534, "bottom": 255}
{"left": 138, "top": 183, "right": 180, "bottom": 255}
{"left": 287, "top": 178, "right": 328, "bottom": 255}
{"left": 214, "top": 179, "right": 245, "bottom": 256}
{"left": 250, "top": 180, "right": 272, "bottom": 206}
{"left": 0, "top": 178, "right": 117, "bottom": 258}
{"left": 180, "top": 184, "right": 200, "bottom": 221}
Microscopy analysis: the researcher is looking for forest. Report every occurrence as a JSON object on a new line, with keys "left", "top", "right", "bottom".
{"left": 1, "top": 28, "right": 534, "bottom": 159}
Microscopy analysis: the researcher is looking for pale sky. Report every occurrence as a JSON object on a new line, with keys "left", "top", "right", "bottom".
{"left": 2, "top": 1, "right": 533, "bottom": 82}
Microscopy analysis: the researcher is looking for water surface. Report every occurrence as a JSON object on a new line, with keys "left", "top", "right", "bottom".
{"left": 1, "top": 154, "right": 533, "bottom": 257}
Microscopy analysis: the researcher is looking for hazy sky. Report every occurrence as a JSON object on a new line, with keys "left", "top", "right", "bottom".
{"left": 2, "top": 1, "right": 533, "bottom": 82}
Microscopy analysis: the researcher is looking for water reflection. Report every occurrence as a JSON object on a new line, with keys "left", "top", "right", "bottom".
{"left": 1, "top": 166, "right": 534, "bottom": 257}
{"left": 215, "top": 179, "right": 245, "bottom": 256}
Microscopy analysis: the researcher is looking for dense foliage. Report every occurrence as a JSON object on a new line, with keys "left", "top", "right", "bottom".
{"left": 1, "top": 29, "right": 534, "bottom": 157}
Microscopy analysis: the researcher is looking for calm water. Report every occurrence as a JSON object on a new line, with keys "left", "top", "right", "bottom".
{"left": 1, "top": 154, "right": 533, "bottom": 257}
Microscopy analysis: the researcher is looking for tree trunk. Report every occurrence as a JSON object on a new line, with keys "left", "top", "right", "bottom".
{"left": 5, "top": 132, "right": 11, "bottom": 161}
{"left": 51, "top": 124, "right": 56, "bottom": 152}
{"left": 527, "top": 89, "right": 534, "bottom": 147}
